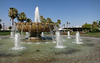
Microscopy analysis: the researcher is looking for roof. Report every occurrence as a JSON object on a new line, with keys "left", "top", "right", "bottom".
{"left": 58, "top": 28, "right": 66, "bottom": 30}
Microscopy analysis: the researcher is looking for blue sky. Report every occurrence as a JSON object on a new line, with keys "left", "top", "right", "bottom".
{"left": 0, "top": 0, "right": 100, "bottom": 27}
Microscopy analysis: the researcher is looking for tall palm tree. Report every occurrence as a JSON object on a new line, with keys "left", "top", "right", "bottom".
{"left": 0, "top": 24, "right": 2, "bottom": 30}
{"left": 40, "top": 15, "right": 47, "bottom": 23}
{"left": 0, "top": 19, "right": 2, "bottom": 24}
{"left": 47, "top": 18, "right": 52, "bottom": 23}
{"left": 57, "top": 19, "right": 61, "bottom": 24}
{"left": 40, "top": 15, "right": 44, "bottom": 19}
{"left": 8, "top": 7, "right": 18, "bottom": 26}
{"left": 67, "top": 21, "right": 68, "bottom": 28}
{"left": 17, "top": 12, "right": 27, "bottom": 22}
{"left": 67, "top": 21, "right": 70, "bottom": 29}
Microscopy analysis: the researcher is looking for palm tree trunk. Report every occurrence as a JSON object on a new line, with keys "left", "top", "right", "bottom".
{"left": 67, "top": 24, "right": 68, "bottom": 29}
{"left": 12, "top": 19, "right": 14, "bottom": 26}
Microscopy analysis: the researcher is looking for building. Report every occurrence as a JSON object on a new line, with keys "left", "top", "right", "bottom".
{"left": 58, "top": 26, "right": 83, "bottom": 32}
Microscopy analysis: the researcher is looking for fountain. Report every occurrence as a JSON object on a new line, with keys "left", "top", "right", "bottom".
{"left": 55, "top": 31, "right": 66, "bottom": 48}
{"left": 25, "top": 32, "right": 29, "bottom": 38}
{"left": 41, "top": 32, "right": 44, "bottom": 37}
{"left": 52, "top": 25, "right": 58, "bottom": 43}
{"left": 21, "top": 24, "right": 24, "bottom": 36}
{"left": 34, "top": 7, "right": 40, "bottom": 23}
{"left": 10, "top": 32, "right": 14, "bottom": 38}
{"left": 67, "top": 31, "right": 71, "bottom": 39}
{"left": 78, "top": 32, "right": 82, "bottom": 41}
{"left": 15, "top": 7, "right": 54, "bottom": 42}
{"left": 73, "top": 32, "right": 83, "bottom": 44}
{"left": 10, "top": 25, "right": 15, "bottom": 38}
{"left": 12, "top": 33, "right": 26, "bottom": 50}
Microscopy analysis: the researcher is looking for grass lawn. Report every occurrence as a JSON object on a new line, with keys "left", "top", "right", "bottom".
{"left": 0, "top": 32, "right": 10, "bottom": 36}
{"left": 69, "top": 32, "right": 100, "bottom": 37}
{"left": 70, "top": 32, "right": 76, "bottom": 35}
{"left": 71, "top": 32, "right": 100, "bottom": 37}
{"left": 0, "top": 31, "right": 27, "bottom": 36}
{"left": 0, "top": 31, "right": 100, "bottom": 37}
{"left": 81, "top": 32, "right": 100, "bottom": 37}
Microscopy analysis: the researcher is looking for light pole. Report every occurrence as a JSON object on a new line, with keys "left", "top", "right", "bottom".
{"left": 3, "top": 23, "right": 5, "bottom": 30}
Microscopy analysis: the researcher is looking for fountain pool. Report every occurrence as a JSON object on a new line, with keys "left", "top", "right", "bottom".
{"left": 0, "top": 35, "right": 100, "bottom": 63}
{"left": 1, "top": 6, "right": 99, "bottom": 63}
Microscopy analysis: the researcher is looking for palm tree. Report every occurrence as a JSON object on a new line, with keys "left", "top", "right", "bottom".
{"left": 26, "top": 18, "right": 32, "bottom": 22}
{"left": 9, "top": 26, "right": 12, "bottom": 31}
{"left": 55, "top": 22, "right": 60, "bottom": 28}
{"left": 0, "top": 19, "right": 2, "bottom": 24}
{"left": 0, "top": 24, "right": 2, "bottom": 30}
{"left": 40, "top": 15, "right": 47, "bottom": 23}
{"left": 69, "top": 22, "right": 70, "bottom": 27}
{"left": 47, "top": 18, "right": 52, "bottom": 23}
{"left": 8, "top": 7, "right": 18, "bottom": 26}
{"left": 17, "top": 12, "right": 27, "bottom": 22}
{"left": 57, "top": 19, "right": 61, "bottom": 24}
{"left": 40, "top": 15, "right": 44, "bottom": 19}
{"left": 67, "top": 21, "right": 68, "bottom": 28}
{"left": 66, "top": 21, "right": 70, "bottom": 30}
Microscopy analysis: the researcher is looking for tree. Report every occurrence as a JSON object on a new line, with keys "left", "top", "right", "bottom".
{"left": 69, "top": 22, "right": 70, "bottom": 25}
{"left": 0, "top": 19, "right": 2, "bottom": 24}
{"left": 41, "top": 18, "right": 47, "bottom": 23}
{"left": 17, "top": 12, "right": 27, "bottom": 22}
{"left": 98, "top": 25, "right": 100, "bottom": 28}
{"left": 26, "top": 18, "right": 32, "bottom": 22}
{"left": 40, "top": 15, "right": 47, "bottom": 23}
{"left": 57, "top": 19, "right": 61, "bottom": 24}
{"left": 9, "top": 26, "right": 12, "bottom": 30}
{"left": 40, "top": 15, "right": 44, "bottom": 19}
{"left": 47, "top": 18, "right": 52, "bottom": 23}
{"left": 8, "top": 7, "right": 18, "bottom": 26}
{"left": 82, "top": 23, "right": 92, "bottom": 32}
{"left": 92, "top": 21, "right": 99, "bottom": 32}
{"left": 67, "top": 21, "right": 68, "bottom": 25}
{"left": 99, "top": 21, "right": 100, "bottom": 25}
{"left": 0, "top": 24, "right": 2, "bottom": 30}
{"left": 55, "top": 22, "right": 60, "bottom": 28}
{"left": 67, "top": 21, "right": 70, "bottom": 29}
{"left": 92, "top": 21, "right": 97, "bottom": 26}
